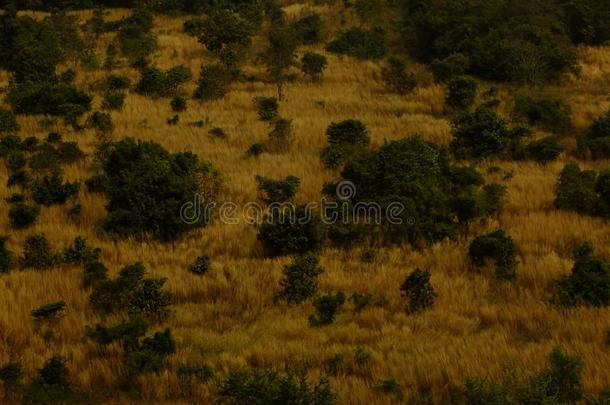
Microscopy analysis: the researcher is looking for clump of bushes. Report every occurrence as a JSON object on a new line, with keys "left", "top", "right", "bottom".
{"left": 301, "top": 52, "right": 328, "bottom": 82}
{"left": 20, "top": 234, "right": 59, "bottom": 270}
{"left": 256, "top": 175, "right": 300, "bottom": 204}
{"left": 254, "top": 97, "right": 279, "bottom": 121}
{"left": 102, "top": 91, "right": 126, "bottom": 111}
{"left": 320, "top": 119, "right": 370, "bottom": 168}
{"left": 400, "top": 268, "right": 436, "bottom": 313}
{"left": 194, "top": 64, "right": 232, "bottom": 101}
{"left": 554, "top": 162, "right": 610, "bottom": 217}
{"left": 525, "top": 136, "right": 564, "bottom": 163}
{"left": 189, "top": 255, "right": 210, "bottom": 276}
{"left": 136, "top": 65, "right": 192, "bottom": 98}
{"left": 278, "top": 254, "right": 324, "bottom": 304}
{"left": 445, "top": 76, "right": 477, "bottom": 110}
{"left": 0, "top": 108, "right": 20, "bottom": 134}
{"left": 31, "top": 171, "right": 80, "bottom": 206}
{"left": 171, "top": 95, "right": 187, "bottom": 112}
{"left": 309, "top": 292, "right": 345, "bottom": 326}
{"left": 468, "top": 229, "right": 517, "bottom": 281}
{"left": 86, "top": 111, "right": 114, "bottom": 135}
{"left": 556, "top": 242, "right": 610, "bottom": 307}
{"left": 8, "top": 202, "right": 40, "bottom": 229}
{"left": 89, "top": 138, "right": 221, "bottom": 241}
{"left": 512, "top": 95, "right": 573, "bottom": 134}
{"left": 291, "top": 13, "right": 324, "bottom": 45}
{"left": 105, "top": 74, "right": 131, "bottom": 91}
{"left": 381, "top": 57, "right": 417, "bottom": 95}
{"left": 431, "top": 53, "right": 470, "bottom": 83}
{"left": 326, "top": 27, "right": 387, "bottom": 60}
{"left": 577, "top": 110, "right": 610, "bottom": 159}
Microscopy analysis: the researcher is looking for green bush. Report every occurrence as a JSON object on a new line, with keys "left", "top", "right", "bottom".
{"left": 301, "top": 52, "right": 328, "bottom": 81}
{"left": 136, "top": 65, "right": 192, "bottom": 98}
{"left": 309, "top": 291, "right": 346, "bottom": 326}
{"left": 554, "top": 163, "right": 607, "bottom": 216}
{"left": 31, "top": 301, "right": 66, "bottom": 321}
{"left": 86, "top": 111, "right": 114, "bottom": 134}
{"left": 93, "top": 138, "right": 220, "bottom": 241}
{"left": 556, "top": 242, "right": 610, "bottom": 307}
{"left": 468, "top": 229, "right": 517, "bottom": 281}
{"left": 381, "top": 56, "right": 417, "bottom": 95}
{"left": 0, "top": 108, "right": 20, "bottom": 134}
{"left": 218, "top": 368, "right": 337, "bottom": 405}
{"left": 247, "top": 143, "right": 265, "bottom": 157}
{"left": 512, "top": 95, "right": 573, "bottom": 134}
{"left": 0, "top": 361, "right": 22, "bottom": 391}
{"left": 62, "top": 236, "right": 101, "bottom": 265}
{"left": 31, "top": 171, "right": 80, "bottom": 206}
{"left": 127, "top": 278, "right": 172, "bottom": 320}
{"left": 0, "top": 236, "right": 12, "bottom": 273}
{"left": 87, "top": 317, "right": 149, "bottom": 347}
{"left": 116, "top": 9, "right": 156, "bottom": 63}
{"left": 102, "top": 91, "right": 126, "bottom": 111}
{"left": 578, "top": 110, "right": 610, "bottom": 159}
{"left": 189, "top": 255, "right": 210, "bottom": 276}
{"left": 6, "top": 81, "right": 92, "bottom": 118}
{"left": 194, "top": 64, "right": 232, "bottom": 101}
{"left": 9, "top": 203, "right": 40, "bottom": 229}
{"left": 124, "top": 328, "right": 176, "bottom": 376}
{"left": 291, "top": 13, "right": 324, "bottom": 45}
{"left": 450, "top": 107, "right": 515, "bottom": 159}
{"left": 430, "top": 53, "right": 470, "bottom": 83}
{"left": 171, "top": 95, "right": 187, "bottom": 112}
{"left": 23, "top": 356, "right": 72, "bottom": 403}
{"left": 185, "top": 10, "right": 253, "bottom": 56}
{"left": 258, "top": 205, "right": 325, "bottom": 257}
{"left": 326, "top": 27, "right": 387, "bottom": 60}
{"left": 400, "top": 268, "right": 436, "bottom": 313}
{"left": 256, "top": 175, "right": 300, "bottom": 204}
{"left": 445, "top": 76, "right": 477, "bottom": 110}
{"left": 525, "top": 136, "right": 563, "bottom": 163}
{"left": 278, "top": 254, "right": 324, "bottom": 304}
{"left": 254, "top": 96, "right": 279, "bottom": 121}
{"left": 105, "top": 74, "right": 131, "bottom": 90}
{"left": 83, "top": 260, "right": 108, "bottom": 289}
{"left": 21, "top": 234, "right": 58, "bottom": 270}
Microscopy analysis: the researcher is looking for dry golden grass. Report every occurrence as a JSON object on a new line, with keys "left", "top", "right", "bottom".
{"left": 1, "top": 5, "right": 610, "bottom": 404}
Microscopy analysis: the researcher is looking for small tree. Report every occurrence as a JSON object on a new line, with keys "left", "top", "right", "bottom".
{"left": 400, "top": 269, "right": 436, "bottom": 313}
{"left": 256, "top": 175, "right": 300, "bottom": 204}
{"left": 445, "top": 76, "right": 477, "bottom": 110}
{"left": 189, "top": 255, "right": 210, "bottom": 275}
{"left": 261, "top": 26, "right": 298, "bottom": 100}
{"left": 291, "top": 13, "right": 324, "bottom": 45}
{"left": 194, "top": 64, "right": 232, "bottom": 101}
{"left": 102, "top": 91, "right": 126, "bottom": 111}
{"left": 254, "top": 97, "right": 279, "bottom": 121}
{"left": 309, "top": 292, "right": 346, "bottom": 326}
{"left": 127, "top": 278, "right": 172, "bottom": 320}
{"left": 171, "top": 95, "right": 187, "bottom": 112}
{"left": 31, "top": 171, "right": 80, "bottom": 206}
{"left": 468, "top": 230, "right": 517, "bottom": 281}
{"left": 21, "top": 234, "right": 57, "bottom": 270}
{"left": 83, "top": 260, "right": 108, "bottom": 289}
{"left": 278, "top": 254, "right": 324, "bottom": 304}
{"left": 301, "top": 52, "right": 327, "bottom": 82}
{"left": 381, "top": 56, "right": 417, "bottom": 95}
{"left": 9, "top": 203, "right": 40, "bottom": 229}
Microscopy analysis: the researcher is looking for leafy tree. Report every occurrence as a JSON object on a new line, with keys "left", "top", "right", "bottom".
{"left": 267, "top": 118, "right": 294, "bottom": 153}
{"left": 86, "top": 111, "right": 114, "bottom": 135}
{"left": 21, "top": 234, "right": 58, "bottom": 270}
{"left": 445, "top": 76, "right": 477, "bottom": 110}
{"left": 400, "top": 268, "right": 436, "bottom": 313}
{"left": 554, "top": 163, "right": 601, "bottom": 215}
{"left": 194, "top": 64, "right": 232, "bottom": 101}
{"left": 127, "top": 278, "right": 172, "bottom": 320}
{"left": 115, "top": 8, "right": 156, "bottom": 63}
{"left": 256, "top": 175, "right": 300, "bottom": 204}
{"left": 326, "top": 27, "right": 387, "bottom": 60}
{"left": 278, "top": 254, "right": 324, "bottom": 304}
{"left": 102, "top": 91, "right": 126, "bottom": 111}
{"left": 83, "top": 260, "right": 108, "bottom": 289}
{"left": 291, "top": 13, "right": 324, "bottom": 45}
{"left": 468, "top": 230, "right": 517, "bottom": 281}
{"left": 261, "top": 25, "right": 298, "bottom": 100}
{"left": 562, "top": 0, "right": 610, "bottom": 45}
{"left": 124, "top": 328, "right": 176, "bottom": 376}
{"left": 381, "top": 56, "right": 417, "bottom": 95}
{"left": 512, "top": 95, "right": 573, "bottom": 134}
{"left": 62, "top": 236, "right": 101, "bottom": 265}
{"left": 31, "top": 171, "right": 79, "bottom": 206}
{"left": 321, "top": 119, "right": 370, "bottom": 168}
{"left": 556, "top": 242, "right": 610, "bottom": 307}
{"left": 218, "top": 368, "right": 337, "bottom": 405}
{"left": 92, "top": 138, "right": 221, "bottom": 241}
{"left": 254, "top": 96, "right": 279, "bottom": 121}
{"left": 185, "top": 10, "right": 252, "bottom": 56}
{"left": 8, "top": 202, "right": 40, "bottom": 229}
{"left": 301, "top": 52, "right": 328, "bottom": 82}
{"left": 136, "top": 65, "right": 192, "bottom": 98}
{"left": 309, "top": 292, "right": 346, "bottom": 326}
{"left": 258, "top": 205, "right": 325, "bottom": 257}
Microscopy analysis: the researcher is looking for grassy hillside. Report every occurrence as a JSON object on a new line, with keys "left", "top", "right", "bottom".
{"left": 0, "top": 2, "right": 610, "bottom": 404}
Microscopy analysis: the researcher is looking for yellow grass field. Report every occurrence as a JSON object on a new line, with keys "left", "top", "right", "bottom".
{"left": 1, "top": 4, "right": 610, "bottom": 404}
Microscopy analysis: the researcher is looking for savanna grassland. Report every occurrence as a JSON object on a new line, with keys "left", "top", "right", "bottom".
{"left": 1, "top": 1, "right": 610, "bottom": 404}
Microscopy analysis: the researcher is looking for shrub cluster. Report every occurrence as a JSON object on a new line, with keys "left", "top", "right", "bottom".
{"left": 255, "top": 175, "right": 300, "bottom": 204}
{"left": 381, "top": 57, "right": 417, "bottom": 95}
{"left": 554, "top": 162, "right": 610, "bottom": 217}
{"left": 326, "top": 27, "right": 387, "bottom": 60}
{"left": 136, "top": 65, "right": 192, "bottom": 98}
{"left": 278, "top": 254, "right": 324, "bottom": 304}
{"left": 320, "top": 119, "right": 370, "bottom": 168}
{"left": 577, "top": 110, "right": 610, "bottom": 159}
{"left": 468, "top": 229, "right": 518, "bottom": 281}
{"left": 400, "top": 268, "right": 436, "bottom": 313}
{"left": 512, "top": 95, "right": 573, "bottom": 134}
{"left": 309, "top": 292, "right": 346, "bottom": 326}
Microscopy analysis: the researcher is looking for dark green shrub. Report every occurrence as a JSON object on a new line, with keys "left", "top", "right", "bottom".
{"left": 105, "top": 74, "right": 131, "bottom": 90}
{"left": 102, "top": 91, "right": 126, "bottom": 111}
{"left": 578, "top": 110, "right": 610, "bottom": 159}
{"left": 185, "top": 10, "right": 253, "bottom": 56}
{"left": 62, "top": 236, "right": 101, "bottom": 265}
{"left": 430, "top": 53, "right": 470, "bottom": 83}
{"left": 31, "top": 172, "right": 80, "bottom": 206}
{"left": 86, "top": 111, "right": 114, "bottom": 134}
{"left": 218, "top": 368, "right": 337, "bottom": 405}
{"left": 445, "top": 76, "right": 477, "bottom": 110}
{"left": 326, "top": 27, "right": 387, "bottom": 60}
{"left": 267, "top": 118, "right": 293, "bottom": 152}
{"left": 7, "top": 81, "right": 92, "bottom": 118}
{"left": 6, "top": 151, "right": 26, "bottom": 172}
{"left": 562, "top": 0, "right": 610, "bottom": 45}
{"left": 278, "top": 254, "right": 324, "bottom": 304}
{"left": 94, "top": 138, "right": 220, "bottom": 241}
{"left": 400, "top": 268, "right": 436, "bottom": 313}
{"left": 194, "top": 64, "right": 232, "bottom": 101}
{"left": 9, "top": 203, "right": 40, "bottom": 229}
{"left": 556, "top": 242, "right": 610, "bottom": 307}
{"left": 136, "top": 65, "right": 192, "bottom": 98}
{"left": 189, "top": 255, "right": 210, "bottom": 276}
{"left": 177, "top": 364, "right": 214, "bottom": 384}
{"left": 381, "top": 56, "right": 417, "bottom": 95}
{"left": 327, "top": 119, "right": 369, "bottom": 146}
{"left": 468, "top": 229, "right": 517, "bottom": 281}
{"left": 512, "top": 95, "right": 573, "bottom": 133}
{"left": 254, "top": 97, "right": 279, "bottom": 121}
{"left": 258, "top": 205, "right": 325, "bottom": 257}
{"left": 0, "top": 361, "right": 22, "bottom": 391}
{"left": 309, "top": 291, "right": 346, "bottom": 326}
{"left": 450, "top": 107, "right": 513, "bottom": 159}
{"left": 89, "top": 262, "right": 146, "bottom": 314}
{"left": 87, "top": 317, "right": 149, "bottom": 346}
{"left": 116, "top": 9, "right": 156, "bottom": 63}
{"left": 301, "top": 52, "right": 328, "bottom": 81}
{"left": 31, "top": 301, "right": 66, "bottom": 321}
{"left": 261, "top": 25, "right": 298, "bottom": 100}
{"left": 554, "top": 163, "right": 599, "bottom": 215}
{"left": 83, "top": 260, "right": 108, "bottom": 289}
{"left": 0, "top": 237, "right": 13, "bottom": 273}
{"left": 0, "top": 108, "right": 20, "bottom": 133}
{"left": 21, "top": 234, "right": 58, "bottom": 270}
{"left": 525, "top": 136, "right": 563, "bottom": 163}
{"left": 209, "top": 127, "right": 227, "bottom": 139}
{"left": 124, "top": 328, "right": 176, "bottom": 376}
{"left": 171, "top": 95, "right": 187, "bottom": 112}
{"left": 127, "top": 278, "right": 172, "bottom": 320}
{"left": 6, "top": 193, "right": 25, "bottom": 203}
{"left": 247, "top": 143, "right": 265, "bottom": 157}
{"left": 256, "top": 175, "right": 300, "bottom": 204}
{"left": 291, "top": 13, "right": 324, "bottom": 45}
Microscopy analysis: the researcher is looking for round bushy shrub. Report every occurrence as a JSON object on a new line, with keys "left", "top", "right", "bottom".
{"left": 445, "top": 76, "right": 477, "bottom": 110}
{"left": 381, "top": 56, "right": 417, "bottom": 95}
{"left": 9, "top": 203, "right": 40, "bottom": 229}
{"left": 301, "top": 52, "right": 328, "bottom": 81}
{"left": 194, "top": 64, "right": 231, "bottom": 101}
